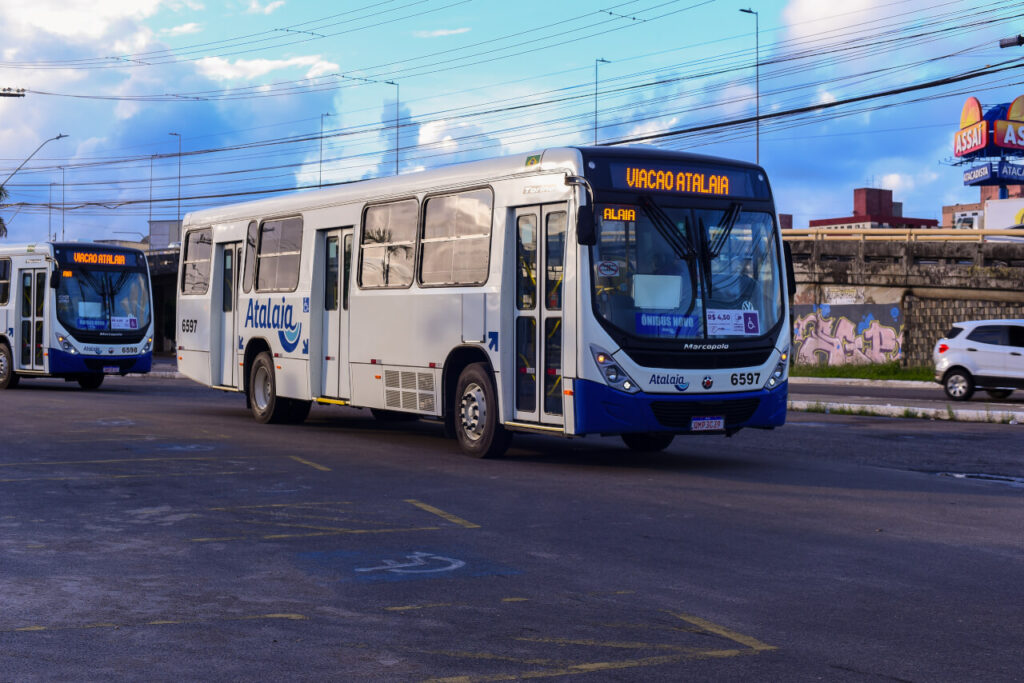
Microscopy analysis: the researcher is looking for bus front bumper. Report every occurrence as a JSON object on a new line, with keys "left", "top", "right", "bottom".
{"left": 48, "top": 348, "right": 153, "bottom": 376}
{"left": 573, "top": 378, "right": 787, "bottom": 436}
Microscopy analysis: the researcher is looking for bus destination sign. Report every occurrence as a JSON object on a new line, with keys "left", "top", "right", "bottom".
{"left": 69, "top": 251, "right": 131, "bottom": 266}
{"left": 610, "top": 162, "right": 759, "bottom": 198}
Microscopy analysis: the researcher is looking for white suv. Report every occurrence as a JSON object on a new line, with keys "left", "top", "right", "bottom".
{"left": 933, "top": 320, "right": 1024, "bottom": 400}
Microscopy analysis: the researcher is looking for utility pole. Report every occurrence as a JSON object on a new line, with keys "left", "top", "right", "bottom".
{"left": 169, "top": 133, "right": 181, "bottom": 225}
{"left": 61, "top": 166, "right": 65, "bottom": 241}
{"left": 386, "top": 80, "right": 399, "bottom": 176}
{"left": 740, "top": 8, "right": 760, "bottom": 164}
{"left": 319, "top": 112, "right": 333, "bottom": 187}
{"left": 594, "top": 58, "right": 610, "bottom": 145}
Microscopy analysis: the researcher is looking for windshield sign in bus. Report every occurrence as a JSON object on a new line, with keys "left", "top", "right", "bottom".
{"left": 609, "top": 162, "right": 760, "bottom": 198}
{"left": 71, "top": 251, "right": 127, "bottom": 266}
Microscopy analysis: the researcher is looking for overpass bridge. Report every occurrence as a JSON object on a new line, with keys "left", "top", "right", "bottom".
{"left": 785, "top": 230, "right": 1024, "bottom": 367}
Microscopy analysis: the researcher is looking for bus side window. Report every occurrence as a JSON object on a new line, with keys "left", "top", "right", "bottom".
{"left": 242, "top": 221, "right": 257, "bottom": 294}
{"left": 325, "top": 236, "right": 339, "bottom": 311}
{"left": 359, "top": 199, "right": 417, "bottom": 288}
{"left": 420, "top": 188, "right": 492, "bottom": 286}
{"left": 181, "top": 228, "right": 213, "bottom": 295}
{"left": 343, "top": 233, "right": 352, "bottom": 310}
{"left": 0, "top": 258, "right": 10, "bottom": 304}
{"left": 257, "top": 217, "right": 303, "bottom": 292}
{"left": 222, "top": 249, "right": 234, "bottom": 312}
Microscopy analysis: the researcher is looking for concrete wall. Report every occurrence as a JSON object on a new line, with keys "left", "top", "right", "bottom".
{"left": 788, "top": 239, "right": 1024, "bottom": 367}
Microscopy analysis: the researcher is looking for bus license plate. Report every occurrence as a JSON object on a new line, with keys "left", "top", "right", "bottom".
{"left": 691, "top": 416, "right": 724, "bottom": 432}
{"left": 103, "top": 366, "right": 120, "bottom": 374}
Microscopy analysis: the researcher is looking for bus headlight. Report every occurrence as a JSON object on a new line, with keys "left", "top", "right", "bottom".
{"left": 142, "top": 337, "right": 153, "bottom": 353}
{"left": 764, "top": 346, "right": 790, "bottom": 389}
{"left": 590, "top": 345, "right": 640, "bottom": 394}
{"left": 56, "top": 334, "right": 79, "bottom": 355}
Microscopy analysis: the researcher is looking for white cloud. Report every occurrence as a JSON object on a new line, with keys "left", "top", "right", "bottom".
{"left": 0, "top": 0, "right": 163, "bottom": 40}
{"left": 163, "top": 23, "right": 202, "bottom": 37}
{"left": 196, "top": 55, "right": 339, "bottom": 81}
{"left": 246, "top": 0, "right": 284, "bottom": 15}
{"left": 414, "top": 28, "right": 471, "bottom": 38}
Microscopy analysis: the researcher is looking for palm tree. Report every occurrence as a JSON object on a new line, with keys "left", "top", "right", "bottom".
{"left": 364, "top": 226, "right": 413, "bottom": 285}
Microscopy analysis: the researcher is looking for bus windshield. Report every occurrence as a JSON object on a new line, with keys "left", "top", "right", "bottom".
{"left": 591, "top": 199, "right": 782, "bottom": 341}
{"left": 55, "top": 266, "right": 151, "bottom": 339}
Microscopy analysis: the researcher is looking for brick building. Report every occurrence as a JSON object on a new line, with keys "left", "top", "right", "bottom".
{"left": 809, "top": 188, "right": 937, "bottom": 230}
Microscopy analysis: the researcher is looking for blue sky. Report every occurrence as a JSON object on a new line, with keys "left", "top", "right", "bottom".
{"left": 1, "top": 0, "right": 1023, "bottom": 243}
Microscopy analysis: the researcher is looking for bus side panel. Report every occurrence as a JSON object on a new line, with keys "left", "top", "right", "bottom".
{"left": 177, "top": 294, "right": 212, "bottom": 386}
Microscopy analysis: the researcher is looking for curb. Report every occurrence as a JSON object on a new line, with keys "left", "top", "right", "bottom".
{"left": 789, "top": 400, "right": 1024, "bottom": 424}
{"left": 789, "top": 376, "right": 936, "bottom": 389}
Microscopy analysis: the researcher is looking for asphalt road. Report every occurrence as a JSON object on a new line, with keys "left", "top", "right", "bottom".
{"left": 1, "top": 376, "right": 1022, "bottom": 681}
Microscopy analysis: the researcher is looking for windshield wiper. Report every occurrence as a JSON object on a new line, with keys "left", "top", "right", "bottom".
{"left": 706, "top": 202, "right": 743, "bottom": 258}
{"left": 639, "top": 196, "right": 696, "bottom": 261}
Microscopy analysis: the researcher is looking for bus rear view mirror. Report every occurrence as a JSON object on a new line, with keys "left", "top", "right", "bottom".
{"left": 783, "top": 241, "right": 796, "bottom": 299}
{"left": 50, "top": 268, "right": 59, "bottom": 288}
{"left": 577, "top": 203, "right": 596, "bottom": 245}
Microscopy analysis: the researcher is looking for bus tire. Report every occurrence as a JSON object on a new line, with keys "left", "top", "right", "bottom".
{"left": 249, "top": 351, "right": 291, "bottom": 424}
{"left": 621, "top": 432, "right": 674, "bottom": 452}
{"left": 78, "top": 374, "right": 104, "bottom": 391}
{"left": 0, "top": 343, "right": 19, "bottom": 389}
{"left": 454, "top": 362, "right": 510, "bottom": 458}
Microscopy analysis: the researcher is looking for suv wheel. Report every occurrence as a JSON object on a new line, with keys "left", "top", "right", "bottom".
{"left": 943, "top": 369, "right": 974, "bottom": 401}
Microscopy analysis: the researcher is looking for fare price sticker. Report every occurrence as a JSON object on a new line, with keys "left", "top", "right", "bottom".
{"left": 706, "top": 309, "right": 760, "bottom": 336}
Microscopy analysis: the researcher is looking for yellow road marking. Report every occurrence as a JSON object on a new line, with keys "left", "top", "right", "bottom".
{"left": 288, "top": 456, "right": 331, "bottom": 472}
{"left": 405, "top": 499, "right": 481, "bottom": 529}
{"left": 385, "top": 603, "right": 455, "bottom": 612}
{"left": 666, "top": 610, "right": 777, "bottom": 652}
{"left": 190, "top": 525, "right": 440, "bottom": 542}
{"left": 2, "top": 613, "right": 308, "bottom": 634}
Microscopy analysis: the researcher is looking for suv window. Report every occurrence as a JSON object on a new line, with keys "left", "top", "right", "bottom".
{"left": 944, "top": 326, "right": 963, "bottom": 339}
{"left": 966, "top": 325, "right": 1007, "bottom": 346}
{"left": 1009, "top": 325, "right": 1024, "bottom": 348}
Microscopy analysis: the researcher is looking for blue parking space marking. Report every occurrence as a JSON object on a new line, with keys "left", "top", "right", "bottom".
{"left": 296, "top": 547, "right": 518, "bottom": 583}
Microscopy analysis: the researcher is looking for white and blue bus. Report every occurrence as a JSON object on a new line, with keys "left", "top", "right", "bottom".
{"left": 176, "top": 147, "right": 792, "bottom": 457}
{"left": 0, "top": 242, "right": 154, "bottom": 390}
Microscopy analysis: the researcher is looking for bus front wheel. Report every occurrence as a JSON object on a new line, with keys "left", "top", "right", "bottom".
{"left": 78, "top": 374, "right": 104, "bottom": 390}
{"left": 249, "top": 352, "right": 296, "bottom": 424}
{"left": 621, "top": 432, "right": 674, "bottom": 452}
{"left": 454, "top": 362, "right": 510, "bottom": 458}
{"left": 0, "top": 343, "right": 19, "bottom": 389}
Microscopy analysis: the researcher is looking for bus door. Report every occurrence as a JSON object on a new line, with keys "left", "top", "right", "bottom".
{"left": 218, "top": 242, "right": 242, "bottom": 387}
{"left": 320, "top": 228, "right": 352, "bottom": 399}
{"left": 18, "top": 268, "right": 46, "bottom": 371}
{"left": 513, "top": 204, "right": 567, "bottom": 426}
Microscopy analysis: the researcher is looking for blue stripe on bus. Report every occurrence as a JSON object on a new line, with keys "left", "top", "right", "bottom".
{"left": 47, "top": 348, "right": 152, "bottom": 376}
{"left": 573, "top": 379, "right": 787, "bottom": 435}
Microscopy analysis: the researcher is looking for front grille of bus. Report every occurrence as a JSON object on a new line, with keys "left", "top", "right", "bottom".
{"left": 629, "top": 347, "right": 773, "bottom": 370}
{"left": 651, "top": 398, "right": 761, "bottom": 429}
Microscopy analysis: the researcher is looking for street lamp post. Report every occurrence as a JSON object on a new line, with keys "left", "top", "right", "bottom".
{"left": 0, "top": 133, "right": 68, "bottom": 191}
{"left": 169, "top": 132, "right": 181, "bottom": 225}
{"left": 60, "top": 166, "right": 65, "bottom": 241}
{"left": 319, "top": 112, "right": 333, "bottom": 187}
{"left": 740, "top": 8, "right": 760, "bottom": 164}
{"left": 385, "top": 80, "right": 399, "bottom": 176}
{"left": 595, "top": 58, "right": 610, "bottom": 145}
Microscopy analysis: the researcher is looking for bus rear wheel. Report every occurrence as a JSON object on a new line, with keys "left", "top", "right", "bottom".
{"left": 621, "top": 432, "right": 674, "bottom": 452}
{"left": 0, "top": 343, "right": 19, "bottom": 389}
{"left": 454, "top": 362, "right": 510, "bottom": 458}
{"left": 78, "top": 374, "right": 104, "bottom": 390}
{"left": 249, "top": 351, "right": 298, "bottom": 424}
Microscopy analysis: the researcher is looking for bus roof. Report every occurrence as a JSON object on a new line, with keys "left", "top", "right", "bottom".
{"left": 182, "top": 145, "right": 766, "bottom": 228}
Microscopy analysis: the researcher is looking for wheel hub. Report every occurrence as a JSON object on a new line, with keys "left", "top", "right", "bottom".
{"left": 947, "top": 374, "right": 968, "bottom": 398}
{"left": 459, "top": 382, "right": 487, "bottom": 441}
{"left": 253, "top": 365, "right": 271, "bottom": 411}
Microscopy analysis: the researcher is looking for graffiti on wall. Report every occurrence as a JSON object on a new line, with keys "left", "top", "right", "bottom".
{"left": 792, "top": 304, "right": 904, "bottom": 365}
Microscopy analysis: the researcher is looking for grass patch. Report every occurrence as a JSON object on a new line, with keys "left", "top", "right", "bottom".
{"left": 790, "top": 361, "right": 933, "bottom": 382}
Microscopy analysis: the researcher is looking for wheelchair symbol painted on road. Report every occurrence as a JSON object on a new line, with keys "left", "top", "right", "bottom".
{"left": 355, "top": 551, "right": 465, "bottom": 575}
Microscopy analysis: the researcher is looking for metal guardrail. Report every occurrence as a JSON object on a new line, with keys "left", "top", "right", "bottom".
{"left": 783, "top": 228, "right": 1024, "bottom": 242}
